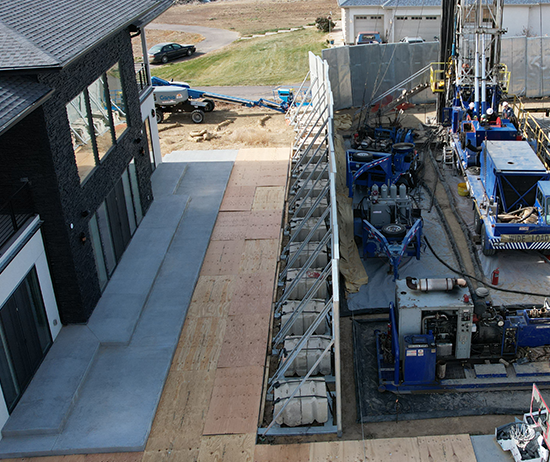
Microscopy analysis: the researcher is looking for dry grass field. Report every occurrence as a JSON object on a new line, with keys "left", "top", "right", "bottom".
{"left": 156, "top": 0, "right": 340, "bottom": 36}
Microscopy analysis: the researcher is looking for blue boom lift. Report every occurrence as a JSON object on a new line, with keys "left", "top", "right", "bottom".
{"left": 151, "top": 77, "right": 292, "bottom": 119}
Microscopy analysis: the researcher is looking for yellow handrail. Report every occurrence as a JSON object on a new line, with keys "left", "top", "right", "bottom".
{"left": 513, "top": 96, "right": 550, "bottom": 170}
{"left": 497, "top": 63, "right": 511, "bottom": 94}
{"left": 429, "top": 62, "right": 447, "bottom": 93}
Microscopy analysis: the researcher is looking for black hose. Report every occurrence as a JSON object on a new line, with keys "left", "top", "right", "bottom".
{"left": 423, "top": 234, "right": 550, "bottom": 297}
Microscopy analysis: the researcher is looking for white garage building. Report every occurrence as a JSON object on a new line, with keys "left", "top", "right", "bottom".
{"left": 340, "top": 0, "right": 550, "bottom": 45}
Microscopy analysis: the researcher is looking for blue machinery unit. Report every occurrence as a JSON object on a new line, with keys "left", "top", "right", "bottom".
{"left": 346, "top": 142, "right": 418, "bottom": 198}
{"left": 429, "top": 0, "right": 550, "bottom": 255}
{"left": 452, "top": 118, "right": 518, "bottom": 169}
{"left": 467, "top": 140, "right": 550, "bottom": 255}
{"left": 346, "top": 142, "right": 422, "bottom": 279}
{"left": 403, "top": 334, "right": 437, "bottom": 385}
{"left": 376, "top": 279, "right": 550, "bottom": 393}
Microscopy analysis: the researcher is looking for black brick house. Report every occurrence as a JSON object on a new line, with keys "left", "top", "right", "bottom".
{"left": 0, "top": 0, "right": 171, "bottom": 324}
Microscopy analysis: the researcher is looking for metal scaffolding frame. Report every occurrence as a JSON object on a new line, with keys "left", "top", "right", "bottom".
{"left": 259, "top": 53, "right": 341, "bottom": 437}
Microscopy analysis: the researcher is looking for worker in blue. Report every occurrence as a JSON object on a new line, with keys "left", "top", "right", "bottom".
{"left": 502, "top": 101, "right": 513, "bottom": 119}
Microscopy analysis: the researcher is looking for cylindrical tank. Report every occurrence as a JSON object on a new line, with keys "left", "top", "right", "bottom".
{"left": 381, "top": 184, "right": 388, "bottom": 198}
{"left": 390, "top": 184, "right": 397, "bottom": 199}
{"left": 406, "top": 277, "right": 468, "bottom": 292}
{"left": 399, "top": 184, "right": 407, "bottom": 198}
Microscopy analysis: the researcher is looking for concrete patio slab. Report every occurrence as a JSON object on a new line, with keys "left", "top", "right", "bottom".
{"left": 0, "top": 150, "right": 237, "bottom": 458}
{"left": 1, "top": 326, "right": 99, "bottom": 438}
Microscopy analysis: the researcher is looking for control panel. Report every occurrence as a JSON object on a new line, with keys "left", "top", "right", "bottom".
{"left": 455, "top": 306, "right": 473, "bottom": 359}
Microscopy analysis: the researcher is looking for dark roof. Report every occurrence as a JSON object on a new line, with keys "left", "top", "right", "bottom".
{"left": 340, "top": 0, "right": 550, "bottom": 6}
{"left": 382, "top": 0, "right": 441, "bottom": 6}
{"left": 339, "top": 0, "right": 384, "bottom": 6}
{"left": 0, "top": 0, "right": 173, "bottom": 72}
{"left": 0, "top": 76, "right": 53, "bottom": 134}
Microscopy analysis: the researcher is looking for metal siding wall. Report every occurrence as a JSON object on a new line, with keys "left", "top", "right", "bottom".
{"left": 527, "top": 37, "right": 542, "bottom": 97}
{"left": 324, "top": 38, "right": 550, "bottom": 110}
{"left": 501, "top": 36, "right": 525, "bottom": 96}
{"left": 501, "top": 36, "right": 550, "bottom": 98}
{"left": 541, "top": 38, "right": 550, "bottom": 96}
{"left": 324, "top": 47, "right": 352, "bottom": 110}
{"left": 324, "top": 42, "right": 438, "bottom": 109}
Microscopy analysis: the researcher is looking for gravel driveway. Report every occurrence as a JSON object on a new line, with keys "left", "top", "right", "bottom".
{"left": 146, "top": 23, "right": 239, "bottom": 54}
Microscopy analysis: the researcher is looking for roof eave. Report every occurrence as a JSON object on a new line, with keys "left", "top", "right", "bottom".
{"left": 0, "top": 88, "right": 55, "bottom": 137}
{"left": 0, "top": 65, "right": 63, "bottom": 74}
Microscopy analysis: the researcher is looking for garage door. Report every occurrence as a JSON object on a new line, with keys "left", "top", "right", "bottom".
{"left": 394, "top": 15, "right": 441, "bottom": 42}
{"left": 354, "top": 15, "right": 385, "bottom": 42}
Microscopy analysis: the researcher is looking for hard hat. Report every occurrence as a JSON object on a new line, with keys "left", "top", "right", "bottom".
{"left": 469, "top": 102, "right": 475, "bottom": 109}
{"left": 487, "top": 107, "right": 494, "bottom": 115}
{"left": 502, "top": 101, "right": 509, "bottom": 107}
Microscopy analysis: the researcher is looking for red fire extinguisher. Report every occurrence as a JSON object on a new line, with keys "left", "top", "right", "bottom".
{"left": 492, "top": 268, "right": 499, "bottom": 285}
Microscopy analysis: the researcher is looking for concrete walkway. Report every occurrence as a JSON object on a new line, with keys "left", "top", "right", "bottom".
{"left": 0, "top": 151, "right": 237, "bottom": 458}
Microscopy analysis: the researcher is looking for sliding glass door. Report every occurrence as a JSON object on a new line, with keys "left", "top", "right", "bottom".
{"left": 0, "top": 268, "right": 52, "bottom": 412}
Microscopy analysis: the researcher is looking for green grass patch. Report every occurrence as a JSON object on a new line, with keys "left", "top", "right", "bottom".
{"left": 152, "top": 29, "right": 327, "bottom": 86}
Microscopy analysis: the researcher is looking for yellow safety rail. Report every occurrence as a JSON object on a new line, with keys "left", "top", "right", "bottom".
{"left": 430, "top": 62, "right": 447, "bottom": 93}
{"left": 497, "top": 64, "right": 511, "bottom": 94}
{"left": 513, "top": 96, "right": 550, "bottom": 170}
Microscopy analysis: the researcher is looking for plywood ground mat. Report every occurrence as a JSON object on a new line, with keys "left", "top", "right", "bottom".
{"left": 255, "top": 434, "right": 477, "bottom": 462}
{"left": 352, "top": 319, "right": 532, "bottom": 423}
{"left": 141, "top": 147, "right": 289, "bottom": 462}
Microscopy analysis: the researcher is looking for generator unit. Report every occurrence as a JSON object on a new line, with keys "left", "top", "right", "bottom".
{"left": 395, "top": 277, "right": 473, "bottom": 360}
{"left": 376, "top": 279, "right": 550, "bottom": 393}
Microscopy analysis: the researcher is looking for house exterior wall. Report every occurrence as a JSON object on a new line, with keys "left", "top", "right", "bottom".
{"left": 343, "top": 3, "right": 548, "bottom": 44}
{"left": 342, "top": 8, "right": 351, "bottom": 45}
{"left": 344, "top": 6, "right": 441, "bottom": 43}
{"left": 0, "top": 222, "right": 62, "bottom": 430}
{"left": 503, "top": 5, "right": 531, "bottom": 36}
{"left": 140, "top": 90, "right": 162, "bottom": 167}
{"left": 526, "top": 4, "right": 550, "bottom": 37}
{"left": 388, "top": 7, "right": 440, "bottom": 42}
{"left": 0, "top": 29, "right": 154, "bottom": 324}
{"left": 345, "top": 7, "right": 389, "bottom": 44}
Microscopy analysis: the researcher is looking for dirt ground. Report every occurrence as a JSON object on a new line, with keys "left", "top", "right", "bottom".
{"left": 157, "top": 102, "right": 295, "bottom": 152}
{"left": 156, "top": 0, "right": 340, "bottom": 36}
{"left": 148, "top": 0, "right": 339, "bottom": 152}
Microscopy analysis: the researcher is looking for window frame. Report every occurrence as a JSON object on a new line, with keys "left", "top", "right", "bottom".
{"left": 67, "top": 61, "right": 129, "bottom": 184}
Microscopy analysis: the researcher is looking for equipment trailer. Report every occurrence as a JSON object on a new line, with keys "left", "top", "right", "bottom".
{"left": 346, "top": 141, "right": 423, "bottom": 279}
{"left": 468, "top": 140, "right": 550, "bottom": 255}
{"left": 152, "top": 85, "right": 208, "bottom": 124}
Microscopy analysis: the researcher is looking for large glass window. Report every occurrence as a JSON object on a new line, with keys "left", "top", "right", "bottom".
{"left": 106, "top": 63, "right": 127, "bottom": 139}
{"left": 88, "top": 163, "right": 143, "bottom": 291}
{"left": 67, "top": 92, "right": 96, "bottom": 182}
{"left": 66, "top": 62, "right": 128, "bottom": 183}
{"left": 88, "top": 75, "right": 114, "bottom": 162}
{"left": 0, "top": 267, "right": 52, "bottom": 412}
{"left": 89, "top": 214, "right": 109, "bottom": 290}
